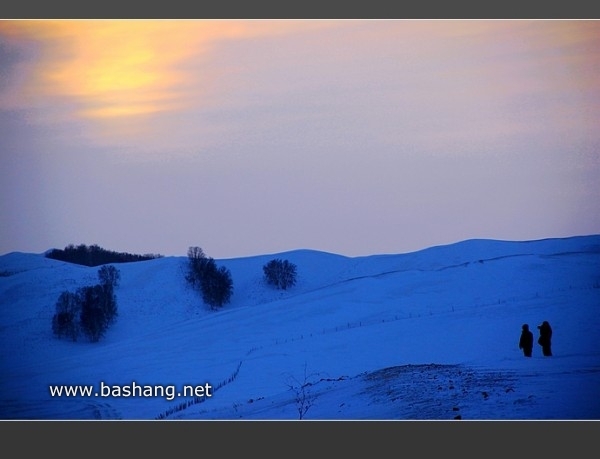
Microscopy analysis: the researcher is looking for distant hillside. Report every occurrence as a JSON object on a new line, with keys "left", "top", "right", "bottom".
{"left": 45, "top": 243, "right": 163, "bottom": 267}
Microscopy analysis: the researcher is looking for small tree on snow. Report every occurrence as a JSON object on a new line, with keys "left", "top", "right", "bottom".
{"left": 51, "top": 265, "right": 120, "bottom": 343}
{"left": 52, "top": 291, "right": 81, "bottom": 342}
{"left": 186, "top": 246, "right": 210, "bottom": 288}
{"left": 200, "top": 259, "right": 233, "bottom": 310}
{"left": 285, "top": 363, "right": 318, "bottom": 420}
{"left": 98, "top": 265, "right": 120, "bottom": 290}
{"left": 263, "top": 258, "right": 297, "bottom": 290}
{"left": 185, "top": 246, "right": 233, "bottom": 310}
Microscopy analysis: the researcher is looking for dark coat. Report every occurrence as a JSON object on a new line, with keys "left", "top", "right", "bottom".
{"left": 537, "top": 321, "right": 553, "bottom": 356}
{"left": 537, "top": 321, "right": 552, "bottom": 345}
{"left": 519, "top": 326, "right": 534, "bottom": 356}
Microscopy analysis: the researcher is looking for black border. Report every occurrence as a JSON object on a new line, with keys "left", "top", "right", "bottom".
{"left": 1, "top": 1, "right": 600, "bottom": 19}
{"left": 3, "top": 420, "right": 599, "bottom": 453}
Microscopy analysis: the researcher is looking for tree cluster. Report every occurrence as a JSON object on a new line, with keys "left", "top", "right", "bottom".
{"left": 46, "top": 243, "right": 162, "bottom": 267}
{"left": 52, "top": 265, "right": 120, "bottom": 342}
{"left": 263, "top": 258, "right": 297, "bottom": 290}
{"left": 185, "top": 247, "right": 233, "bottom": 310}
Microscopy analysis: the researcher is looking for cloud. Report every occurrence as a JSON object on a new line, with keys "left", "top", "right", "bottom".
{"left": 0, "top": 20, "right": 327, "bottom": 149}
{"left": 2, "top": 20, "right": 598, "bottom": 155}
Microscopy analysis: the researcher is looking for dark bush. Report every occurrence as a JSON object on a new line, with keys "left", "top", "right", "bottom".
{"left": 51, "top": 266, "right": 120, "bottom": 343}
{"left": 51, "top": 291, "right": 81, "bottom": 342}
{"left": 263, "top": 258, "right": 297, "bottom": 290}
{"left": 98, "top": 265, "right": 121, "bottom": 289}
{"left": 186, "top": 246, "right": 233, "bottom": 310}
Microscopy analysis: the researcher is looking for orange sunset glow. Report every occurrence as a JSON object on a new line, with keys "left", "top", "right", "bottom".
{"left": 0, "top": 20, "right": 314, "bottom": 119}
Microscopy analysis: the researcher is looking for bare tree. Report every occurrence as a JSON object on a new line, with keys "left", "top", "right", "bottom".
{"left": 285, "top": 363, "right": 318, "bottom": 420}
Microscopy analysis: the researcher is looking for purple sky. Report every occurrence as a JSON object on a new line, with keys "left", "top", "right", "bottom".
{"left": 1, "top": 20, "right": 599, "bottom": 258}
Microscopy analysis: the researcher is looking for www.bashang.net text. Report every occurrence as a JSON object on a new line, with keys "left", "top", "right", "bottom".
{"left": 48, "top": 381, "right": 213, "bottom": 402}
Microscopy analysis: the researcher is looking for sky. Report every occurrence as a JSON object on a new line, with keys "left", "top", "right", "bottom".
{"left": 1, "top": 20, "right": 599, "bottom": 259}
{"left": 1, "top": 234, "right": 599, "bottom": 420}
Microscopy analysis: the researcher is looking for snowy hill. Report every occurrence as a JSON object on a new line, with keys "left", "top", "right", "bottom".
{"left": 1, "top": 235, "right": 599, "bottom": 420}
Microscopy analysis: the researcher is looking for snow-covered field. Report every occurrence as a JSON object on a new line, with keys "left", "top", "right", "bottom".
{"left": 1, "top": 235, "right": 599, "bottom": 420}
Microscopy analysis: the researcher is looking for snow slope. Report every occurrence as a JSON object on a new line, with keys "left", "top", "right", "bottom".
{"left": 1, "top": 235, "right": 599, "bottom": 420}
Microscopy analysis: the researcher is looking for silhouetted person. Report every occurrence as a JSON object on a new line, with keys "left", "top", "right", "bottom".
{"left": 537, "top": 321, "right": 553, "bottom": 356}
{"left": 519, "top": 324, "right": 534, "bottom": 357}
